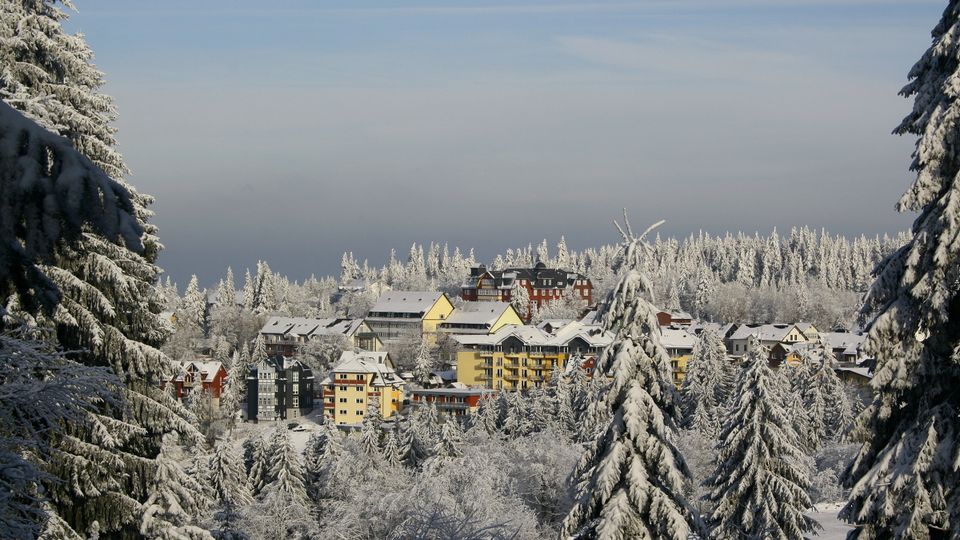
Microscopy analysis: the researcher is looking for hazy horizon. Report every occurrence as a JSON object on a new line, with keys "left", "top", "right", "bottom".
{"left": 66, "top": 0, "right": 939, "bottom": 285}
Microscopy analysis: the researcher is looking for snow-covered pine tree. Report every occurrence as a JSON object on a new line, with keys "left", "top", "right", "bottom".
{"left": 0, "top": 320, "right": 123, "bottom": 539}
{"left": 680, "top": 331, "right": 725, "bottom": 437}
{"left": 841, "top": 8, "right": 960, "bottom": 529}
{"left": 178, "top": 275, "right": 207, "bottom": 335}
{"left": 358, "top": 400, "right": 384, "bottom": 457}
{"left": 428, "top": 419, "right": 464, "bottom": 470}
{"left": 251, "top": 333, "right": 268, "bottom": 365}
{"left": 139, "top": 437, "right": 213, "bottom": 539}
{"left": 397, "top": 419, "right": 430, "bottom": 469}
{"left": 502, "top": 389, "right": 533, "bottom": 438}
{"left": 511, "top": 282, "right": 532, "bottom": 322}
{"left": 207, "top": 440, "right": 252, "bottom": 539}
{"left": 705, "top": 337, "right": 818, "bottom": 539}
{"left": 817, "top": 343, "right": 854, "bottom": 441}
{"left": 412, "top": 335, "right": 435, "bottom": 387}
{"left": 382, "top": 430, "right": 402, "bottom": 467}
{"left": 560, "top": 214, "right": 698, "bottom": 540}
{"left": 247, "top": 436, "right": 272, "bottom": 496}
{"left": 1, "top": 4, "right": 201, "bottom": 536}
{"left": 264, "top": 427, "right": 308, "bottom": 506}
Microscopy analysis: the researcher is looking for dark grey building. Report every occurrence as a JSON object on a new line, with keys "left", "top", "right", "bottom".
{"left": 246, "top": 356, "right": 314, "bottom": 422}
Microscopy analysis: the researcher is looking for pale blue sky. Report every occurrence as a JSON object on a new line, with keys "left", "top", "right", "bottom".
{"left": 67, "top": 0, "right": 943, "bottom": 285}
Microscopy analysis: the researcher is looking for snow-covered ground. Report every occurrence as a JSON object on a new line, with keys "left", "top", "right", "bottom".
{"left": 231, "top": 408, "right": 328, "bottom": 453}
{"left": 809, "top": 502, "right": 853, "bottom": 539}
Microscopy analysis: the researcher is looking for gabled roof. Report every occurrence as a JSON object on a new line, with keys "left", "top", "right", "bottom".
{"left": 463, "top": 264, "right": 589, "bottom": 291}
{"left": 659, "top": 328, "right": 697, "bottom": 350}
{"left": 259, "top": 316, "right": 368, "bottom": 340}
{"left": 328, "top": 350, "right": 403, "bottom": 387}
{"left": 729, "top": 323, "right": 799, "bottom": 342}
{"left": 819, "top": 332, "right": 866, "bottom": 355}
{"left": 441, "top": 302, "right": 517, "bottom": 328}
{"left": 454, "top": 321, "right": 613, "bottom": 349}
{"left": 173, "top": 360, "right": 225, "bottom": 383}
{"left": 368, "top": 291, "right": 447, "bottom": 316}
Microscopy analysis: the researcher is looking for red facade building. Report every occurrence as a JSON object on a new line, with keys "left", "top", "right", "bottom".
{"left": 460, "top": 262, "right": 593, "bottom": 320}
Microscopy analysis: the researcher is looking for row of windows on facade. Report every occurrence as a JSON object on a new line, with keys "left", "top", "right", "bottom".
{"left": 257, "top": 371, "right": 300, "bottom": 381}
{"left": 258, "top": 397, "right": 301, "bottom": 407}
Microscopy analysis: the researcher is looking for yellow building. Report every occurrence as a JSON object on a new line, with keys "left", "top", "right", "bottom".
{"left": 437, "top": 301, "right": 523, "bottom": 335}
{"left": 455, "top": 321, "right": 612, "bottom": 391}
{"left": 660, "top": 327, "right": 697, "bottom": 386}
{"left": 320, "top": 350, "right": 404, "bottom": 425}
{"left": 365, "top": 291, "right": 455, "bottom": 345}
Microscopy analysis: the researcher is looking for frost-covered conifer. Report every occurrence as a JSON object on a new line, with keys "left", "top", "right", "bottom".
{"left": 264, "top": 428, "right": 308, "bottom": 506}
{"left": 428, "top": 420, "right": 464, "bottom": 470}
{"left": 560, "top": 214, "right": 698, "bottom": 540}
{"left": 397, "top": 420, "right": 430, "bottom": 469}
{"left": 139, "top": 438, "right": 213, "bottom": 539}
{"left": 503, "top": 390, "right": 533, "bottom": 438}
{"left": 841, "top": 20, "right": 960, "bottom": 526}
{"left": 412, "top": 336, "right": 435, "bottom": 387}
{"left": 382, "top": 430, "right": 402, "bottom": 467}
{"left": 251, "top": 334, "right": 268, "bottom": 365}
{"left": 705, "top": 337, "right": 817, "bottom": 539}
{"left": 1, "top": 3, "right": 199, "bottom": 534}
{"left": 359, "top": 401, "right": 384, "bottom": 457}
{"left": 246, "top": 436, "right": 272, "bottom": 496}
{"left": 680, "top": 331, "right": 726, "bottom": 437}
{"left": 178, "top": 275, "right": 207, "bottom": 335}
{"left": 208, "top": 440, "right": 251, "bottom": 539}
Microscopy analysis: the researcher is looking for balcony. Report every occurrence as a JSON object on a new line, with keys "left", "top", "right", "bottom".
{"left": 504, "top": 374, "right": 521, "bottom": 381}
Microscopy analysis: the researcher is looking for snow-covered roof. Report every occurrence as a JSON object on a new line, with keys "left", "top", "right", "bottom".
{"left": 819, "top": 332, "right": 866, "bottom": 355}
{"left": 454, "top": 321, "right": 612, "bottom": 349}
{"left": 329, "top": 350, "right": 403, "bottom": 387}
{"left": 659, "top": 328, "right": 697, "bottom": 351}
{"left": 729, "top": 323, "right": 798, "bottom": 342}
{"left": 259, "top": 316, "right": 367, "bottom": 340}
{"left": 173, "top": 360, "right": 224, "bottom": 383}
{"left": 441, "top": 301, "right": 515, "bottom": 327}
{"left": 368, "top": 291, "right": 446, "bottom": 316}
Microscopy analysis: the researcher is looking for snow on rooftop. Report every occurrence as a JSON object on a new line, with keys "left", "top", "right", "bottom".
{"left": 369, "top": 291, "right": 445, "bottom": 315}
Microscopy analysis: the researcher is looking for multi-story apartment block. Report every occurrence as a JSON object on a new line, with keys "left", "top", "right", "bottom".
{"left": 437, "top": 301, "right": 524, "bottom": 335}
{"left": 259, "top": 316, "right": 382, "bottom": 356}
{"left": 460, "top": 263, "right": 593, "bottom": 321}
{"left": 168, "top": 360, "right": 228, "bottom": 405}
{"left": 365, "top": 291, "right": 455, "bottom": 345}
{"left": 660, "top": 327, "right": 697, "bottom": 385}
{"left": 408, "top": 387, "right": 495, "bottom": 417}
{"left": 245, "top": 357, "right": 315, "bottom": 422}
{"left": 320, "top": 350, "right": 405, "bottom": 425}
{"left": 455, "top": 320, "right": 612, "bottom": 391}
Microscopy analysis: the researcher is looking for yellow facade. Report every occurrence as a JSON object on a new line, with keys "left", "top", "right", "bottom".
{"left": 669, "top": 353, "right": 692, "bottom": 386}
{"left": 322, "top": 371, "right": 404, "bottom": 425}
{"left": 457, "top": 349, "right": 572, "bottom": 391}
{"left": 422, "top": 294, "right": 456, "bottom": 342}
{"left": 488, "top": 306, "right": 524, "bottom": 333}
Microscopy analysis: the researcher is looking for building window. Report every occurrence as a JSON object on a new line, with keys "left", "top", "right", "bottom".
{"left": 356, "top": 398, "right": 364, "bottom": 404}
{"left": 340, "top": 385, "right": 347, "bottom": 391}
{"left": 339, "top": 398, "right": 347, "bottom": 403}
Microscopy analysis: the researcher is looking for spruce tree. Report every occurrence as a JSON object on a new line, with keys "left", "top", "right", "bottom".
{"left": 265, "top": 428, "right": 308, "bottom": 506}
{"left": 1, "top": 3, "right": 199, "bottom": 535}
{"left": 208, "top": 440, "right": 252, "bottom": 539}
{"left": 705, "top": 338, "right": 818, "bottom": 539}
{"left": 842, "top": 5, "right": 960, "bottom": 534}
{"left": 560, "top": 215, "right": 698, "bottom": 540}
{"left": 139, "top": 438, "right": 213, "bottom": 540}
{"left": 680, "top": 330, "right": 726, "bottom": 437}
{"left": 247, "top": 436, "right": 271, "bottom": 497}
{"left": 411, "top": 335, "right": 435, "bottom": 387}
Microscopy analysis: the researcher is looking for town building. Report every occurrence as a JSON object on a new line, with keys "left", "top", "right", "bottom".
{"left": 455, "top": 320, "right": 613, "bottom": 391}
{"left": 460, "top": 263, "right": 593, "bottom": 320}
{"left": 408, "top": 387, "right": 495, "bottom": 417}
{"left": 656, "top": 310, "right": 693, "bottom": 327}
{"left": 168, "top": 360, "right": 228, "bottom": 406}
{"left": 259, "top": 316, "right": 382, "bottom": 356}
{"left": 660, "top": 327, "right": 697, "bottom": 385}
{"left": 726, "top": 323, "right": 809, "bottom": 358}
{"left": 365, "top": 291, "right": 455, "bottom": 345}
{"left": 437, "top": 301, "right": 524, "bottom": 335}
{"left": 245, "top": 356, "right": 315, "bottom": 422}
{"left": 320, "top": 350, "right": 405, "bottom": 425}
